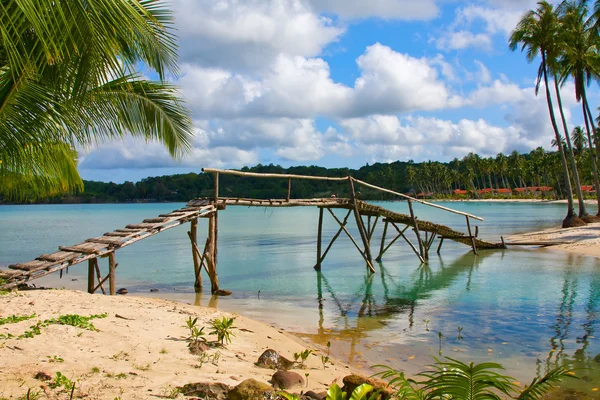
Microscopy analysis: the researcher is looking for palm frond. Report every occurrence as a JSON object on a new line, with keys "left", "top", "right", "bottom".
{"left": 516, "top": 366, "right": 576, "bottom": 400}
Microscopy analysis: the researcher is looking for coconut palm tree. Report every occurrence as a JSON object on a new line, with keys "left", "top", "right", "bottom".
{"left": 558, "top": 0, "right": 600, "bottom": 218}
{"left": 509, "top": 1, "right": 583, "bottom": 227}
{"left": 0, "top": 0, "right": 194, "bottom": 199}
{"left": 571, "top": 126, "right": 587, "bottom": 154}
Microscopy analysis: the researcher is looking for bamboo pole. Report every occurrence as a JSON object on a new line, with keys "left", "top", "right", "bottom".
{"left": 437, "top": 238, "right": 445, "bottom": 255}
{"left": 351, "top": 178, "right": 484, "bottom": 221}
{"left": 392, "top": 222, "right": 426, "bottom": 264}
{"left": 376, "top": 220, "right": 389, "bottom": 262}
{"left": 207, "top": 213, "right": 220, "bottom": 293}
{"left": 108, "top": 252, "right": 116, "bottom": 296}
{"left": 377, "top": 225, "right": 409, "bottom": 261}
{"left": 348, "top": 178, "right": 375, "bottom": 273}
{"left": 316, "top": 207, "right": 324, "bottom": 270}
{"left": 408, "top": 200, "right": 427, "bottom": 261}
{"left": 214, "top": 172, "right": 219, "bottom": 267}
{"left": 189, "top": 219, "right": 202, "bottom": 292}
{"left": 94, "top": 258, "right": 105, "bottom": 295}
{"left": 87, "top": 259, "right": 95, "bottom": 294}
{"left": 202, "top": 168, "right": 348, "bottom": 182}
{"left": 287, "top": 178, "right": 292, "bottom": 201}
{"left": 326, "top": 208, "right": 376, "bottom": 273}
{"left": 316, "top": 209, "right": 352, "bottom": 268}
{"left": 465, "top": 216, "right": 478, "bottom": 255}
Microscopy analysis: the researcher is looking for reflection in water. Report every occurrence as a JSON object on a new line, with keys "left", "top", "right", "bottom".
{"left": 305, "top": 251, "right": 600, "bottom": 396}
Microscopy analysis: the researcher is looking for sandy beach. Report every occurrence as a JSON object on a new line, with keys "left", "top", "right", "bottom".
{"left": 0, "top": 290, "right": 365, "bottom": 399}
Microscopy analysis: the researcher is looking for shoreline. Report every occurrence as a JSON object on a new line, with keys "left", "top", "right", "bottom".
{"left": 0, "top": 290, "right": 366, "bottom": 399}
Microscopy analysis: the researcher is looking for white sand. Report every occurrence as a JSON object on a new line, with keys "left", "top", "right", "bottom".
{"left": 0, "top": 290, "right": 362, "bottom": 399}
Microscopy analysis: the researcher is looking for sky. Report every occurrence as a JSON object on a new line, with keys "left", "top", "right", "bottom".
{"left": 78, "top": 0, "right": 600, "bottom": 183}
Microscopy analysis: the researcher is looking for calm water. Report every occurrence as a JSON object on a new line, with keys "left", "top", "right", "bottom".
{"left": 1, "top": 201, "right": 599, "bottom": 395}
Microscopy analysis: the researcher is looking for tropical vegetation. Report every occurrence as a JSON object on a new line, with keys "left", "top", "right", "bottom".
{"left": 510, "top": 0, "right": 600, "bottom": 227}
{"left": 0, "top": 0, "right": 193, "bottom": 200}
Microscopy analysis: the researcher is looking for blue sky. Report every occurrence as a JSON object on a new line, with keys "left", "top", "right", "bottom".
{"left": 78, "top": 0, "right": 599, "bottom": 183}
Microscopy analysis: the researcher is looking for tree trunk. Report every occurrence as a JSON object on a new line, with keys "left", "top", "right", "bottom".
{"left": 554, "top": 76, "right": 587, "bottom": 217}
{"left": 541, "top": 53, "right": 578, "bottom": 227}
{"left": 583, "top": 93, "right": 600, "bottom": 216}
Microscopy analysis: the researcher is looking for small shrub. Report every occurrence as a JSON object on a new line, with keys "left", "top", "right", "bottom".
{"left": 209, "top": 317, "right": 236, "bottom": 346}
{"left": 293, "top": 349, "right": 313, "bottom": 368}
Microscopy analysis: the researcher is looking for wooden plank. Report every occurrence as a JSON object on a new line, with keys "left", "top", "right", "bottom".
{"left": 143, "top": 217, "right": 168, "bottom": 223}
{"left": 37, "top": 251, "right": 79, "bottom": 262}
{"left": 0, "top": 269, "right": 24, "bottom": 278}
{"left": 116, "top": 228, "right": 144, "bottom": 233}
{"left": 104, "top": 232, "right": 137, "bottom": 237}
{"left": 9, "top": 260, "right": 51, "bottom": 271}
{"left": 85, "top": 237, "right": 125, "bottom": 245}
{"left": 125, "top": 223, "right": 162, "bottom": 230}
{"left": 60, "top": 242, "right": 107, "bottom": 254}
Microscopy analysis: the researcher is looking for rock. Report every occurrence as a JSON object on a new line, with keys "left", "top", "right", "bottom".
{"left": 271, "top": 370, "right": 304, "bottom": 390}
{"left": 34, "top": 371, "right": 52, "bottom": 381}
{"left": 188, "top": 340, "right": 210, "bottom": 355}
{"left": 178, "top": 382, "right": 230, "bottom": 399}
{"left": 256, "top": 349, "right": 294, "bottom": 370}
{"left": 150, "top": 288, "right": 159, "bottom": 292}
{"left": 117, "top": 288, "right": 128, "bottom": 295}
{"left": 304, "top": 391, "right": 326, "bottom": 400}
{"left": 342, "top": 374, "right": 394, "bottom": 400}
{"left": 227, "top": 379, "right": 274, "bottom": 400}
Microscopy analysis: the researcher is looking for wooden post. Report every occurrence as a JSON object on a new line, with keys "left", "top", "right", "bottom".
{"left": 207, "top": 213, "right": 220, "bottom": 294}
{"left": 87, "top": 259, "right": 95, "bottom": 294}
{"left": 214, "top": 172, "right": 219, "bottom": 267}
{"left": 348, "top": 178, "right": 375, "bottom": 273}
{"left": 437, "top": 237, "right": 445, "bottom": 255}
{"left": 189, "top": 218, "right": 202, "bottom": 292}
{"left": 287, "top": 178, "right": 292, "bottom": 202}
{"left": 501, "top": 236, "right": 507, "bottom": 248}
{"left": 316, "top": 207, "right": 324, "bottom": 270}
{"left": 326, "top": 208, "right": 375, "bottom": 272}
{"left": 466, "top": 216, "right": 478, "bottom": 255}
{"left": 475, "top": 226, "right": 479, "bottom": 238}
{"left": 315, "top": 209, "right": 352, "bottom": 268}
{"left": 108, "top": 252, "right": 116, "bottom": 296}
{"left": 376, "top": 220, "right": 389, "bottom": 261}
{"left": 392, "top": 222, "right": 425, "bottom": 264}
{"left": 408, "top": 200, "right": 427, "bottom": 261}
{"left": 94, "top": 259, "right": 106, "bottom": 295}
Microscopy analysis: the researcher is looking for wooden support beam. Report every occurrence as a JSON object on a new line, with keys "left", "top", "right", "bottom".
{"left": 501, "top": 236, "right": 507, "bottom": 248}
{"left": 287, "top": 178, "right": 292, "bottom": 202}
{"left": 214, "top": 172, "right": 219, "bottom": 268}
{"left": 368, "top": 216, "right": 379, "bottom": 243}
{"left": 94, "top": 258, "right": 106, "bottom": 295}
{"left": 108, "top": 252, "right": 116, "bottom": 296}
{"left": 207, "top": 213, "right": 220, "bottom": 294}
{"left": 376, "top": 220, "right": 389, "bottom": 262}
{"left": 392, "top": 222, "right": 425, "bottom": 264}
{"left": 316, "top": 207, "right": 324, "bottom": 270}
{"left": 426, "top": 232, "right": 437, "bottom": 251}
{"left": 437, "top": 237, "right": 445, "bottom": 255}
{"left": 188, "top": 219, "right": 202, "bottom": 292}
{"left": 87, "top": 259, "right": 95, "bottom": 294}
{"left": 348, "top": 178, "right": 376, "bottom": 273}
{"left": 315, "top": 209, "right": 352, "bottom": 268}
{"left": 326, "top": 208, "right": 375, "bottom": 273}
{"left": 377, "top": 225, "right": 409, "bottom": 261}
{"left": 408, "top": 200, "right": 427, "bottom": 261}
{"left": 465, "top": 216, "right": 478, "bottom": 255}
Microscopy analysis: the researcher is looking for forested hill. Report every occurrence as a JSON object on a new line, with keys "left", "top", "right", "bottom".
{"left": 7, "top": 148, "right": 592, "bottom": 204}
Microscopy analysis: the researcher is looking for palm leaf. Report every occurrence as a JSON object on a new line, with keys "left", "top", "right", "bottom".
{"left": 516, "top": 366, "right": 576, "bottom": 400}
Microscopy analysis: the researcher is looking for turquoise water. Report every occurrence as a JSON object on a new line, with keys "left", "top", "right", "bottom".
{"left": 1, "top": 202, "right": 599, "bottom": 395}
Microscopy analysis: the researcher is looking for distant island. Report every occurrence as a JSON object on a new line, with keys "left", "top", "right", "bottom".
{"left": 5, "top": 147, "right": 596, "bottom": 204}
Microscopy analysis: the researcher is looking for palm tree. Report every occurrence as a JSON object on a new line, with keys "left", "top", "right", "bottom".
{"left": 0, "top": 0, "right": 194, "bottom": 199}
{"left": 571, "top": 126, "right": 586, "bottom": 154}
{"left": 510, "top": 1, "right": 584, "bottom": 227}
{"left": 558, "top": 0, "right": 600, "bottom": 218}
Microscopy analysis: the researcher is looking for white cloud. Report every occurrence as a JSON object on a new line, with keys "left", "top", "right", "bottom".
{"left": 436, "top": 31, "right": 493, "bottom": 51}
{"left": 474, "top": 60, "right": 492, "bottom": 83}
{"left": 172, "top": 0, "right": 344, "bottom": 72}
{"left": 309, "top": 0, "right": 439, "bottom": 20}
{"left": 180, "top": 43, "right": 462, "bottom": 120}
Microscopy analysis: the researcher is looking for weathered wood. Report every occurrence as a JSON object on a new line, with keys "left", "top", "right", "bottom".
{"left": 85, "top": 237, "right": 124, "bottom": 246}
{"left": 202, "top": 168, "right": 348, "bottom": 182}
{"left": 316, "top": 207, "right": 324, "bottom": 270}
{"left": 9, "top": 260, "right": 52, "bottom": 271}
{"left": 287, "top": 178, "right": 292, "bottom": 201}
{"left": 316, "top": 209, "right": 352, "bottom": 267}
{"left": 104, "top": 232, "right": 137, "bottom": 237}
{"left": 94, "top": 258, "right": 106, "bottom": 295}
{"left": 408, "top": 200, "right": 426, "bottom": 261}
{"left": 348, "top": 177, "right": 376, "bottom": 273}
{"left": 108, "top": 253, "right": 116, "bottom": 296}
{"left": 503, "top": 241, "right": 571, "bottom": 246}
{"left": 501, "top": 236, "right": 506, "bottom": 248}
{"left": 125, "top": 223, "right": 163, "bottom": 230}
{"left": 115, "top": 228, "right": 144, "bottom": 233}
{"left": 376, "top": 220, "right": 389, "bottom": 261}
{"left": 368, "top": 216, "right": 379, "bottom": 243}
{"left": 214, "top": 172, "right": 219, "bottom": 268}
{"left": 475, "top": 226, "right": 479, "bottom": 238}
{"left": 326, "top": 208, "right": 375, "bottom": 273}
{"left": 87, "top": 259, "right": 95, "bottom": 294}
{"left": 60, "top": 242, "right": 107, "bottom": 254}
{"left": 143, "top": 217, "right": 168, "bottom": 223}
{"left": 352, "top": 177, "right": 484, "bottom": 221}
{"left": 392, "top": 222, "right": 425, "bottom": 264}
{"left": 437, "top": 237, "right": 445, "bottom": 254}
{"left": 188, "top": 219, "right": 203, "bottom": 292}
{"left": 465, "top": 216, "right": 478, "bottom": 255}
{"left": 206, "top": 213, "right": 220, "bottom": 294}
{"left": 36, "top": 252, "right": 79, "bottom": 263}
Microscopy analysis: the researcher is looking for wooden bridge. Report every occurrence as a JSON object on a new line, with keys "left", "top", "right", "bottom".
{"left": 0, "top": 169, "right": 504, "bottom": 294}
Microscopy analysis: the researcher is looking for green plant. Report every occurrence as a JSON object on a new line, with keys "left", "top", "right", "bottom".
{"left": 0, "top": 314, "right": 36, "bottom": 325}
{"left": 0, "top": 313, "right": 106, "bottom": 340}
{"left": 209, "top": 317, "right": 236, "bottom": 346}
{"left": 423, "top": 319, "right": 430, "bottom": 331}
{"left": 161, "top": 385, "right": 180, "bottom": 399}
{"left": 457, "top": 326, "right": 463, "bottom": 340}
{"left": 320, "top": 341, "right": 331, "bottom": 369}
{"left": 50, "top": 372, "right": 74, "bottom": 391}
{"left": 160, "top": 348, "right": 168, "bottom": 354}
{"left": 134, "top": 363, "right": 151, "bottom": 371}
{"left": 437, "top": 332, "right": 445, "bottom": 355}
{"left": 183, "top": 317, "right": 198, "bottom": 338}
{"left": 194, "top": 351, "right": 221, "bottom": 369}
{"left": 326, "top": 383, "right": 379, "bottom": 400}
{"left": 115, "top": 373, "right": 128, "bottom": 380}
{"left": 373, "top": 357, "right": 575, "bottom": 399}
{"left": 191, "top": 326, "right": 206, "bottom": 343}
{"left": 293, "top": 349, "right": 313, "bottom": 368}
{"left": 91, "top": 367, "right": 100, "bottom": 374}
{"left": 46, "top": 355, "right": 64, "bottom": 363}
{"left": 110, "top": 351, "right": 129, "bottom": 361}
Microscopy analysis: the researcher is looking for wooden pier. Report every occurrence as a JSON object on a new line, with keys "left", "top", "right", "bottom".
{"left": 0, "top": 169, "right": 506, "bottom": 294}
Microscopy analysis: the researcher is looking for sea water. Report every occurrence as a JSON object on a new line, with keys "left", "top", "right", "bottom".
{"left": 1, "top": 201, "right": 598, "bottom": 395}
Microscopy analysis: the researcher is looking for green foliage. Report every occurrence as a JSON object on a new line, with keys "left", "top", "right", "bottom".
{"left": 293, "top": 349, "right": 313, "bottom": 368}
{"left": 46, "top": 355, "right": 64, "bottom": 363}
{"left": 194, "top": 351, "right": 221, "bottom": 369}
{"left": 325, "top": 383, "right": 378, "bottom": 400}
{"left": 50, "top": 372, "right": 74, "bottom": 391}
{"left": 0, "top": 313, "right": 106, "bottom": 340}
{"left": 183, "top": 316, "right": 198, "bottom": 337}
{"left": 516, "top": 366, "right": 575, "bottom": 399}
{"left": 0, "top": 314, "right": 36, "bottom": 325}
{"left": 209, "top": 317, "right": 236, "bottom": 346}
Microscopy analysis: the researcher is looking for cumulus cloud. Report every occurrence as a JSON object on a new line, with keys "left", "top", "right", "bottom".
{"left": 436, "top": 31, "right": 493, "bottom": 51}
{"left": 172, "top": 0, "right": 344, "bottom": 72}
{"left": 308, "top": 0, "right": 439, "bottom": 20}
{"left": 180, "top": 44, "right": 462, "bottom": 120}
